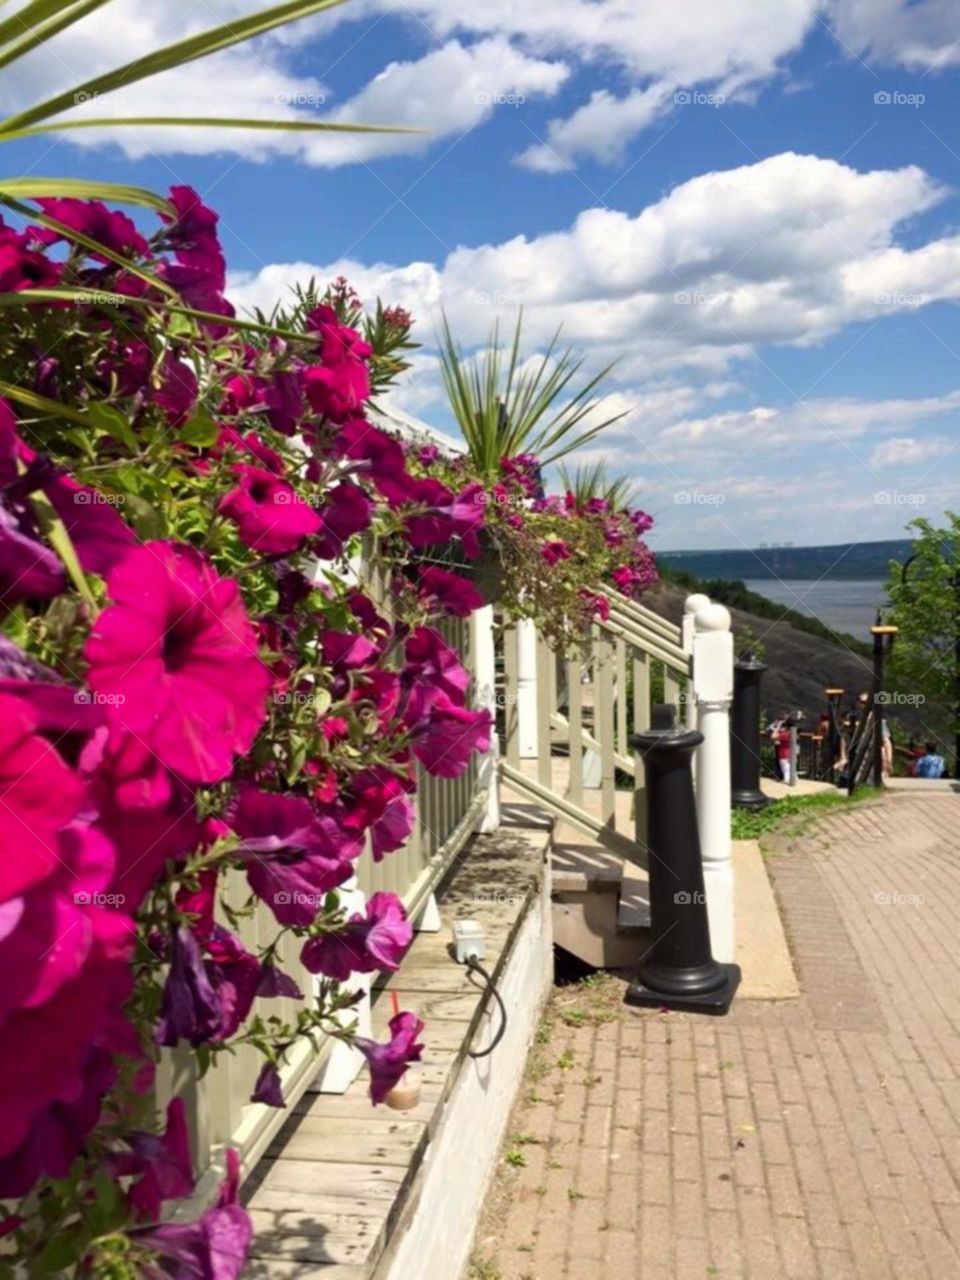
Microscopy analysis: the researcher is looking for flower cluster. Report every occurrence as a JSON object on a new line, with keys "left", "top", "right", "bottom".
{"left": 0, "top": 181, "right": 654, "bottom": 1276}
{"left": 0, "top": 188, "right": 487, "bottom": 1277}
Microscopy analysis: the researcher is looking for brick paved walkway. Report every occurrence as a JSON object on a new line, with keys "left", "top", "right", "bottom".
{"left": 470, "top": 794, "right": 960, "bottom": 1280}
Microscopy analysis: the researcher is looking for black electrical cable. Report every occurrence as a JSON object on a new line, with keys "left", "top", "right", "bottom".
{"left": 465, "top": 956, "right": 508, "bottom": 1058}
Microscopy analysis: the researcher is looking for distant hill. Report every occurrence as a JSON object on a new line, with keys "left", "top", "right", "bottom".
{"left": 658, "top": 540, "right": 911, "bottom": 581}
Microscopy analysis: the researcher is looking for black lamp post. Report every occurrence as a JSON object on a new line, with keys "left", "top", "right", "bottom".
{"left": 731, "top": 652, "right": 770, "bottom": 810}
{"left": 870, "top": 613, "right": 898, "bottom": 788}
{"left": 624, "top": 705, "right": 740, "bottom": 1016}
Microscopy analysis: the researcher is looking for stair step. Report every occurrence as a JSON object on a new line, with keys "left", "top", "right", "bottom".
{"left": 619, "top": 863, "right": 651, "bottom": 931}
{"left": 551, "top": 844, "right": 622, "bottom": 894}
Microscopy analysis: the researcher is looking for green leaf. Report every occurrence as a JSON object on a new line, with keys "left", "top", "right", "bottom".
{"left": 0, "top": 378, "right": 92, "bottom": 426}
{"left": 87, "top": 402, "right": 138, "bottom": 451}
{"left": 180, "top": 405, "right": 220, "bottom": 448}
{"left": 0, "top": 176, "right": 173, "bottom": 214}
{"left": 122, "top": 493, "right": 165, "bottom": 540}
{"left": 0, "top": 0, "right": 111, "bottom": 74}
{"left": 2, "top": 117, "right": 419, "bottom": 142}
{"left": 0, "top": 0, "right": 352, "bottom": 134}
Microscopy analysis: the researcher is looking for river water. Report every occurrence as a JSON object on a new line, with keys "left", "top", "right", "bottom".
{"left": 741, "top": 579, "right": 889, "bottom": 639}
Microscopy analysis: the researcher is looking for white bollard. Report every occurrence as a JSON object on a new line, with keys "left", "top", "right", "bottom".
{"left": 471, "top": 604, "right": 501, "bottom": 832}
{"left": 683, "top": 592, "right": 711, "bottom": 746}
{"left": 693, "top": 603, "right": 735, "bottom": 964}
{"left": 516, "top": 617, "right": 539, "bottom": 759}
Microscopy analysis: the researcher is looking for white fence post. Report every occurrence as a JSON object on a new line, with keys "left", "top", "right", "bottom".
{"left": 472, "top": 604, "right": 501, "bottom": 833}
{"left": 692, "top": 603, "right": 735, "bottom": 964}
{"left": 516, "top": 618, "right": 539, "bottom": 759}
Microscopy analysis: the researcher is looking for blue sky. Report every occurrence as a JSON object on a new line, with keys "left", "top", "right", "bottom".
{"left": 8, "top": 0, "right": 960, "bottom": 550}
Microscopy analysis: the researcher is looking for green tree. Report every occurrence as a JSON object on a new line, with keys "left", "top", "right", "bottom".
{"left": 885, "top": 513, "right": 960, "bottom": 760}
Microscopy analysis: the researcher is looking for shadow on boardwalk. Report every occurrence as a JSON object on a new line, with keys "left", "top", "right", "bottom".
{"left": 470, "top": 792, "right": 960, "bottom": 1280}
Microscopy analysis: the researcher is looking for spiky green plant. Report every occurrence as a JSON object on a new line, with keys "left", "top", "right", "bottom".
{"left": 437, "top": 311, "right": 628, "bottom": 479}
{"left": 557, "top": 460, "right": 638, "bottom": 513}
{"left": 0, "top": 0, "right": 410, "bottom": 326}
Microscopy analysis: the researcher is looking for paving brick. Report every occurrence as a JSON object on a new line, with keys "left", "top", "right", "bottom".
{"left": 471, "top": 795, "right": 960, "bottom": 1280}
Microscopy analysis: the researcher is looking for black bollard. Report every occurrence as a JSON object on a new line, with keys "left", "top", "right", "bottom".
{"left": 625, "top": 705, "right": 740, "bottom": 1016}
{"left": 824, "top": 687, "right": 844, "bottom": 780}
{"left": 730, "top": 653, "right": 770, "bottom": 810}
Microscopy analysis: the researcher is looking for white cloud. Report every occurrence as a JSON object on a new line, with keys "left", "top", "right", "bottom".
{"left": 869, "top": 435, "right": 955, "bottom": 468}
{"left": 229, "top": 152, "right": 960, "bottom": 380}
{"left": 828, "top": 0, "right": 960, "bottom": 71}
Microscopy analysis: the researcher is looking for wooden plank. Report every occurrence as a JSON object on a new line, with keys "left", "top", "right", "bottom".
{"left": 248, "top": 1157, "right": 406, "bottom": 1201}
{"left": 566, "top": 657, "right": 584, "bottom": 807}
{"left": 247, "top": 1207, "right": 385, "bottom": 1266}
{"left": 246, "top": 1260, "right": 366, "bottom": 1279}
{"left": 594, "top": 629, "right": 617, "bottom": 827}
{"left": 536, "top": 633, "right": 553, "bottom": 789}
{"left": 632, "top": 648, "right": 650, "bottom": 867}
{"left": 265, "top": 1115, "right": 425, "bottom": 1166}
{"left": 502, "top": 623, "right": 520, "bottom": 768}
{"left": 615, "top": 637, "right": 628, "bottom": 758}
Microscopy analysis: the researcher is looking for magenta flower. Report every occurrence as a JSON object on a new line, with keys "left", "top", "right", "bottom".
{"left": 402, "top": 479, "right": 485, "bottom": 556}
{"left": 541, "top": 539, "right": 572, "bottom": 566}
{"left": 85, "top": 541, "right": 270, "bottom": 784}
{"left": 342, "top": 769, "right": 416, "bottom": 860}
{"left": 0, "top": 692, "right": 84, "bottom": 900}
{"left": 302, "top": 306, "right": 372, "bottom": 422}
{"left": 302, "top": 891, "right": 412, "bottom": 982}
{"left": 136, "top": 1147, "right": 252, "bottom": 1280}
{"left": 160, "top": 185, "right": 225, "bottom": 283}
{"left": 409, "top": 693, "right": 492, "bottom": 779}
{"left": 611, "top": 565, "right": 641, "bottom": 594}
{"left": 314, "top": 480, "right": 374, "bottom": 559}
{"left": 219, "top": 464, "right": 321, "bottom": 555}
{"left": 404, "top": 626, "right": 471, "bottom": 705}
{"left": 0, "top": 219, "right": 61, "bottom": 292}
{"left": 125, "top": 1098, "right": 195, "bottom": 1221}
{"left": 152, "top": 353, "right": 198, "bottom": 426}
{"left": 415, "top": 566, "right": 483, "bottom": 618}
{"left": 321, "top": 629, "right": 380, "bottom": 671}
{"left": 332, "top": 419, "right": 408, "bottom": 499}
{"left": 355, "top": 1012, "right": 424, "bottom": 1105}
{"left": 230, "top": 786, "right": 360, "bottom": 926}
{"left": 32, "top": 197, "right": 148, "bottom": 261}
{"left": 42, "top": 470, "right": 138, "bottom": 576}
{"left": 205, "top": 926, "right": 261, "bottom": 1042}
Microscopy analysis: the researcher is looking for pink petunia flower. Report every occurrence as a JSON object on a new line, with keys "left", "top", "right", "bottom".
{"left": 302, "top": 891, "right": 412, "bottom": 983}
{"left": 408, "top": 693, "right": 492, "bottom": 779}
{"left": 540, "top": 539, "right": 571, "bottom": 567}
{"left": 415, "top": 566, "right": 484, "bottom": 618}
{"left": 85, "top": 541, "right": 271, "bottom": 784}
{"left": 355, "top": 1012, "right": 424, "bottom": 1105}
{"left": 219, "top": 463, "right": 321, "bottom": 555}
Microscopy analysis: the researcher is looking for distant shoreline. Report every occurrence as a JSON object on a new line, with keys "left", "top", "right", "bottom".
{"left": 658, "top": 538, "right": 910, "bottom": 581}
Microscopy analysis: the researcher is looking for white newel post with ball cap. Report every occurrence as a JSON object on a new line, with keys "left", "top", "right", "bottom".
{"left": 692, "top": 601, "right": 735, "bottom": 963}
{"left": 683, "top": 593, "right": 710, "bottom": 732}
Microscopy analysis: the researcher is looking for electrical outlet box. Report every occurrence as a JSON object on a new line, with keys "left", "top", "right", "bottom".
{"left": 452, "top": 919, "right": 486, "bottom": 964}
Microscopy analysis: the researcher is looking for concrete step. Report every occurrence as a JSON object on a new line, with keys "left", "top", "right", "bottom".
{"left": 550, "top": 844, "right": 650, "bottom": 969}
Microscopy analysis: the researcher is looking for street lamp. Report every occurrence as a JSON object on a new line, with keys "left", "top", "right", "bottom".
{"left": 869, "top": 615, "right": 897, "bottom": 788}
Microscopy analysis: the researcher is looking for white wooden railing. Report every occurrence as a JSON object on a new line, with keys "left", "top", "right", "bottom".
{"left": 497, "top": 590, "right": 734, "bottom": 956}
{"left": 160, "top": 552, "right": 494, "bottom": 1209}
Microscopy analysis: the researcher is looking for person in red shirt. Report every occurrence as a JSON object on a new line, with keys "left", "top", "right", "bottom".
{"left": 772, "top": 716, "right": 797, "bottom": 782}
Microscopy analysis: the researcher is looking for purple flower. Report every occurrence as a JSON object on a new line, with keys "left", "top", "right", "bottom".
{"left": 355, "top": 1012, "right": 424, "bottom": 1105}
{"left": 402, "top": 479, "right": 485, "bottom": 557}
{"left": 137, "top": 1148, "right": 251, "bottom": 1279}
{"left": 321, "top": 630, "right": 380, "bottom": 671}
{"left": 408, "top": 693, "right": 492, "bottom": 779}
{"left": 125, "top": 1098, "right": 195, "bottom": 1221}
{"left": 0, "top": 507, "right": 65, "bottom": 606}
{"left": 540, "top": 539, "right": 571, "bottom": 567}
{"left": 205, "top": 927, "right": 260, "bottom": 1042}
{"left": 314, "top": 480, "right": 374, "bottom": 559}
{"left": 301, "top": 892, "right": 412, "bottom": 982}
{"left": 256, "top": 965, "right": 302, "bottom": 999}
{"left": 155, "top": 927, "right": 220, "bottom": 1048}
{"left": 402, "top": 626, "right": 471, "bottom": 725}
{"left": 231, "top": 785, "right": 359, "bottom": 926}
{"left": 415, "top": 566, "right": 483, "bottom": 618}
{"left": 251, "top": 1061, "right": 285, "bottom": 1109}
